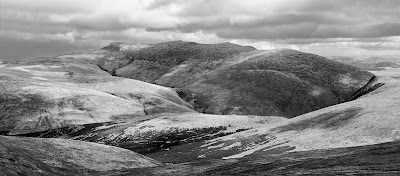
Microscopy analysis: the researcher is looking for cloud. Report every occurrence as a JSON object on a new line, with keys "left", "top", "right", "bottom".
{"left": 1, "top": 0, "right": 400, "bottom": 59}
{"left": 0, "top": 36, "right": 81, "bottom": 60}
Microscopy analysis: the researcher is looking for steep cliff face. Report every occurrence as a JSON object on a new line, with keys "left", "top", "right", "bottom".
{"left": 93, "top": 41, "right": 373, "bottom": 117}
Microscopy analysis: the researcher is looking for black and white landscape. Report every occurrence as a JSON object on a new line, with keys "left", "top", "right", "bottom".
{"left": 1, "top": 0, "right": 400, "bottom": 175}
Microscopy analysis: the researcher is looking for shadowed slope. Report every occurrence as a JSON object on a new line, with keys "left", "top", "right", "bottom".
{"left": 83, "top": 41, "right": 373, "bottom": 117}
{"left": 184, "top": 49, "right": 373, "bottom": 117}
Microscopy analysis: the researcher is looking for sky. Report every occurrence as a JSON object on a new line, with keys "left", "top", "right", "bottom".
{"left": 1, "top": 0, "right": 400, "bottom": 60}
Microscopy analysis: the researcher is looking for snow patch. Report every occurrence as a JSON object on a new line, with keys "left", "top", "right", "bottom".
{"left": 201, "top": 140, "right": 221, "bottom": 148}
{"left": 221, "top": 142, "right": 241, "bottom": 150}
{"left": 12, "top": 65, "right": 61, "bottom": 72}
{"left": 224, "top": 50, "right": 272, "bottom": 67}
{"left": 11, "top": 65, "right": 65, "bottom": 77}
{"left": 222, "top": 140, "right": 283, "bottom": 159}
{"left": 207, "top": 143, "right": 225, "bottom": 149}
{"left": 31, "top": 76, "right": 49, "bottom": 80}
{"left": 162, "top": 64, "right": 188, "bottom": 77}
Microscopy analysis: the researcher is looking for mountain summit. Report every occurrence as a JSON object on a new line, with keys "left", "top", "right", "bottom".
{"left": 91, "top": 41, "right": 373, "bottom": 117}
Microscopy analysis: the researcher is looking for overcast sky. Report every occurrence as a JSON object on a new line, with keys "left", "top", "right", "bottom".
{"left": 1, "top": 0, "right": 400, "bottom": 59}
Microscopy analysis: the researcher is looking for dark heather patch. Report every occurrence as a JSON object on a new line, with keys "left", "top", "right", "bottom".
{"left": 273, "top": 107, "right": 363, "bottom": 132}
{"left": 16, "top": 122, "right": 110, "bottom": 138}
{"left": 0, "top": 93, "right": 54, "bottom": 130}
{"left": 114, "top": 126, "right": 231, "bottom": 155}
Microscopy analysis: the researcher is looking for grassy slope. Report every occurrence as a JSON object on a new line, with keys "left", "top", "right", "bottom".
{"left": 0, "top": 135, "right": 160, "bottom": 176}
{"left": 88, "top": 68, "right": 400, "bottom": 176}
{"left": 95, "top": 41, "right": 373, "bottom": 117}
{"left": 16, "top": 113, "right": 287, "bottom": 156}
{"left": 0, "top": 56, "right": 194, "bottom": 134}
{"left": 142, "top": 68, "right": 395, "bottom": 163}
{"left": 94, "top": 140, "right": 400, "bottom": 176}
{"left": 186, "top": 49, "right": 373, "bottom": 117}
{"left": 115, "top": 41, "right": 256, "bottom": 84}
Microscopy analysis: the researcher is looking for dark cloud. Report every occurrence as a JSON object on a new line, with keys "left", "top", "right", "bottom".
{"left": 215, "top": 23, "right": 319, "bottom": 40}
{"left": 0, "top": 36, "right": 82, "bottom": 60}
{"left": 309, "top": 23, "right": 400, "bottom": 39}
{"left": 145, "top": 27, "right": 176, "bottom": 32}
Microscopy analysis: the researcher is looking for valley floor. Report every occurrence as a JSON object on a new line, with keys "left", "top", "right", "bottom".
{"left": 94, "top": 140, "right": 400, "bottom": 176}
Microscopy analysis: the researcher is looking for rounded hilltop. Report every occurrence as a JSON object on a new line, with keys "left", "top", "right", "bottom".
{"left": 96, "top": 41, "right": 373, "bottom": 117}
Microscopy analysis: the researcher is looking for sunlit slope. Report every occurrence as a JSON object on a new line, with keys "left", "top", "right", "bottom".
{"left": 0, "top": 58, "right": 194, "bottom": 135}
{"left": 151, "top": 70, "right": 394, "bottom": 162}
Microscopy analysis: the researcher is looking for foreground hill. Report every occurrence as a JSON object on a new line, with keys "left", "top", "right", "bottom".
{"left": 94, "top": 140, "right": 400, "bottom": 176}
{"left": 0, "top": 135, "right": 160, "bottom": 176}
{"left": 60, "top": 41, "right": 374, "bottom": 117}
{"left": 0, "top": 57, "right": 194, "bottom": 135}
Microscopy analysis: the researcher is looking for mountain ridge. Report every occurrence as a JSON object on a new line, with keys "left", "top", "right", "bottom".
{"left": 59, "top": 41, "right": 374, "bottom": 117}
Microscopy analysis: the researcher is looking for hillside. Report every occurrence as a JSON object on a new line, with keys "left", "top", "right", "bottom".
{"left": 0, "top": 41, "right": 394, "bottom": 176}
{"left": 60, "top": 41, "right": 374, "bottom": 117}
{"left": 93, "top": 140, "right": 400, "bottom": 175}
{"left": 17, "top": 113, "right": 287, "bottom": 155}
{"left": 0, "top": 136, "right": 160, "bottom": 176}
{"left": 0, "top": 57, "right": 194, "bottom": 135}
{"left": 141, "top": 67, "right": 398, "bottom": 163}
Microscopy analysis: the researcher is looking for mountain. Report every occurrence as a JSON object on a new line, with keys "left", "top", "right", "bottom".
{"left": 328, "top": 55, "right": 400, "bottom": 71}
{"left": 60, "top": 41, "right": 374, "bottom": 117}
{"left": 0, "top": 41, "right": 394, "bottom": 175}
{"left": 142, "top": 67, "right": 398, "bottom": 163}
{"left": 115, "top": 65, "right": 398, "bottom": 175}
{"left": 0, "top": 56, "right": 194, "bottom": 135}
{"left": 0, "top": 135, "right": 160, "bottom": 176}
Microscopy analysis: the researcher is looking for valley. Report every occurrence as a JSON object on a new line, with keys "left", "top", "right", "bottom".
{"left": 0, "top": 41, "right": 397, "bottom": 175}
